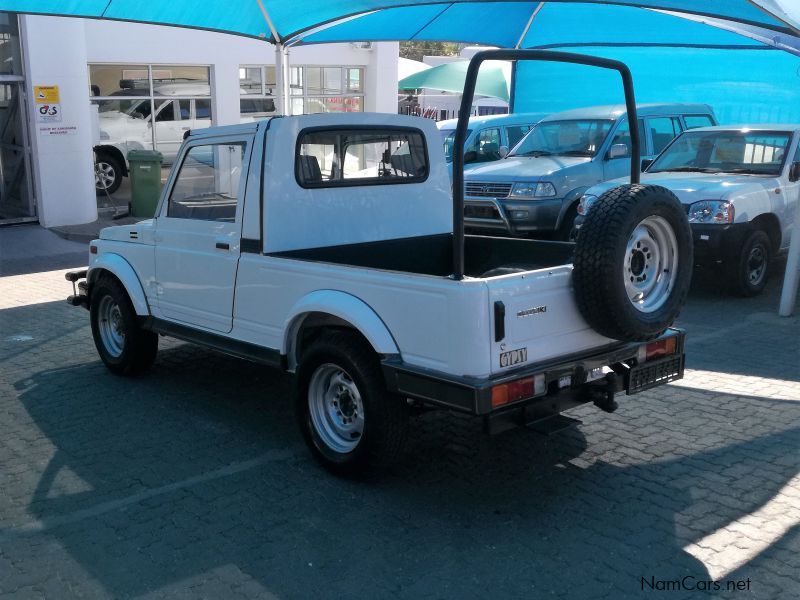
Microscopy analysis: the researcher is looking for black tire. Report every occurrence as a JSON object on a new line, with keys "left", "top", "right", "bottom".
{"left": 295, "top": 331, "right": 408, "bottom": 476}
{"left": 90, "top": 275, "right": 158, "bottom": 375}
{"left": 557, "top": 205, "right": 578, "bottom": 242}
{"left": 95, "top": 153, "right": 124, "bottom": 196}
{"left": 727, "top": 229, "right": 771, "bottom": 297}
{"left": 573, "top": 184, "right": 693, "bottom": 341}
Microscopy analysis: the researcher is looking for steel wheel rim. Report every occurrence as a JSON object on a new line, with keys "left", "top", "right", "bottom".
{"left": 98, "top": 295, "right": 125, "bottom": 357}
{"left": 308, "top": 363, "right": 364, "bottom": 454}
{"left": 624, "top": 215, "right": 679, "bottom": 313}
{"left": 95, "top": 162, "right": 116, "bottom": 189}
{"left": 746, "top": 244, "right": 767, "bottom": 286}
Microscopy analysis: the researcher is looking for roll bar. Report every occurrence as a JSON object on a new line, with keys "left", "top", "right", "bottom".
{"left": 452, "top": 49, "right": 640, "bottom": 280}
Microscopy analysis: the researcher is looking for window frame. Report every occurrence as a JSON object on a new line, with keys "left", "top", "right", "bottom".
{"left": 161, "top": 137, "right": 251, "bottom": 222}
{"left": 294, "top": 125, "right": 430, "bottom": 189}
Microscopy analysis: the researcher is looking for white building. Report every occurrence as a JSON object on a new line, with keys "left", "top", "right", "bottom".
{"left": 0, "top": 13, "right": 399, "bottom": 227}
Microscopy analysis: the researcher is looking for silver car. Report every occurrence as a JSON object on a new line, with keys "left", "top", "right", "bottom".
{"left": 463, "top": 103, "right": 716, "bottom": 239}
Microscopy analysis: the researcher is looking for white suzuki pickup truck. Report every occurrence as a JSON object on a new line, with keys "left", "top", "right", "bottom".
{"left": 67, "top": 51, "right": 693, "bottom": 475}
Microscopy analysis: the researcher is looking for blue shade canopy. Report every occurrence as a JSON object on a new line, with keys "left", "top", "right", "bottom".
{"left": 0, "top": 1, "right": 797, "bottom": 48}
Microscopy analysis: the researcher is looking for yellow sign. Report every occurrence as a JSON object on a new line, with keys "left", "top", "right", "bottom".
{"left": 34, "top": 85, "right": 60, "bottom": 104}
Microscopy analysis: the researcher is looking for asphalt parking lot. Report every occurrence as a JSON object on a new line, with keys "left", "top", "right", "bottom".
{"left": 1, "top": 227, "right": 798, "bottom": 599}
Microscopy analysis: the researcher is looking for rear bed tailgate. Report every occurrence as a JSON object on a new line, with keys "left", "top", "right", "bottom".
{"left": 486, "top": 265, "right": 615, "bottom": 376}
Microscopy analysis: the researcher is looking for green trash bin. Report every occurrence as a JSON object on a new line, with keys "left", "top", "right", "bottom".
{"left": 127, "top": 149, "right": 164, "bottom": 218}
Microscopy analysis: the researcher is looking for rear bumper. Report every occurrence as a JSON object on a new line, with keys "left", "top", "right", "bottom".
{"left": 65, "top": 269, "right": 90, "bottom": 309}
{"left": 382, "top": 328, "right": 685, "bottom": 420}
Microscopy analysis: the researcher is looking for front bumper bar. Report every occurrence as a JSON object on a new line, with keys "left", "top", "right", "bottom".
{"left": 65, "top": 269, "right": 89, "bottom": 309}
{"left": 382, "top": 328, "right": 685, "bottom": 419}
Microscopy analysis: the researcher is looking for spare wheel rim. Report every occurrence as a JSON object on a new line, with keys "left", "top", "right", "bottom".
{"left": 624, "top": 215, "right": 679, "bottom": 313}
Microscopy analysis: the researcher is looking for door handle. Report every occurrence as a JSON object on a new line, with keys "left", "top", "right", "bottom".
{"left": 215, "top": 241, "right": 230, "bottom": 250}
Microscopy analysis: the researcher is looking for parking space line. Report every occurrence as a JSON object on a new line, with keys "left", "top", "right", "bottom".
{"left": 0, "top": 448, "right": 296, "bottom": 542}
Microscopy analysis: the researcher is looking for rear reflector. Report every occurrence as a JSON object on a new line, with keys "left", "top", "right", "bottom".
{"left": 491, "top": 374, "right": 546, "bottom": 408}
{"left": 90, "top": 245, "right": 98, "bottom": 254}
{"left": 642, "top": 336, "right": 677, "bottom": 361}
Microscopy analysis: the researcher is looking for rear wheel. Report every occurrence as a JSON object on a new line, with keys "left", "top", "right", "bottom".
{"left": 90, "top": 276, "right": 157, "bottom": 375}
{"left": 573, "top": 184, "right": 693, "bottom": 341}
{"left": 727, "top": 229, "right": 771, "bottom": 297}
{"left": 296, "top": 331, "right": 408, "bottom": 476}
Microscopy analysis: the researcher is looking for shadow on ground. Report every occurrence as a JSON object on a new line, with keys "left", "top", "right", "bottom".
{"left": 5, "top": 337, "right": 798, "bottom": 599}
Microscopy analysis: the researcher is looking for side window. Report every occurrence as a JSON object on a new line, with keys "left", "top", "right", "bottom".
{"left": 610, "top": 119, "right": 646, "bottom": 157}
{"left": 506, "top": 125, "right": 531, "bottom": 149}
{"left": 168, "top": 142, "right": 247, "bottom": 221}
{"left": 648, "top": 117, "right": 683, "bottom": 155}
{"left": 178, "top": 100, "right": 191, "bottom": 120}
{"left": 195, "top": 99, "right": 212, "bottom": 120}
{"left": 793, "top": 142, "right": 800, "bottom": 163}
{"left": 467, "top": 127, "right": 502, "bottom": 163}
{"left": 155, "top": 100, "right": 176, "bottom": 123}
{"left": 296, "top": 128, "right": 428, "bottom": 187}
{"left": 684, "top": 114, "right": 715, "bottom": 130}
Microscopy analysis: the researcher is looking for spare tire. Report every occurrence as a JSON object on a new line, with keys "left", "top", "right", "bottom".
{"left": 573, "top": 184, "right": 692, "bottom": 341}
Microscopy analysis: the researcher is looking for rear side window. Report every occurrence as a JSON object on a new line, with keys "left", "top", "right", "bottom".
{"left": 296, "top": 128, "right": 428, "bottom": 188}
{"left": 684, "top": 114, "right": 715, "bottom": 130}
{"left": 648, "top": 117, "right": 683, "bottom": 154}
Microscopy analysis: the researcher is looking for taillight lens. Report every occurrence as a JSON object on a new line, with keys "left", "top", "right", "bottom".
{"left": 638, "top": 336, "right": 677, "bottom": 362}
{"left": 491, "top": 374, "right": 546, "bottom": 408}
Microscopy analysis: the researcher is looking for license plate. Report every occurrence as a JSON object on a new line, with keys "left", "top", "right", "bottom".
{"left": 499, "top": 347, "right": 527, "bottom": 368}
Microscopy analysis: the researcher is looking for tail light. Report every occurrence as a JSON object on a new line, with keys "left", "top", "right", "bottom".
{"left": 491, "top": 374, "right": 546, "bottom": 408}
{"left": 638, "top": 336, "right": 677, "bottom": 362}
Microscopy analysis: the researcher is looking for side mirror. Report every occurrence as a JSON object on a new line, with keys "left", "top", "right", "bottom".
{"left": 789, "top": 160, "right": 800, "bottom": 182}
{"left": 463, "top": 150, "right": 477, "bottom": 164}
{"left": 641, "top": 158, "right": 654, "bottom": 172}
{"left": 498, "top": 145, "right": 509, "bottom": 159}
{"left": 607, "top": 143, "right": 629, "bottom": 160}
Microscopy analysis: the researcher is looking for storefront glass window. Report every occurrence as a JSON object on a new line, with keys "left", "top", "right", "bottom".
{"left": 239, "top": 65, "right": 277, "bottom": 120}
{"left": 0, "top": 13, "right": 23, "bottom": 76}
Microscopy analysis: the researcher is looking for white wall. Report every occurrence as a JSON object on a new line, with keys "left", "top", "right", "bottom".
{"left": 22, "top": 15, "right": 97, "bottom": 227}
{"left": 21, "top": 17, "right": 399, "bottom": 226}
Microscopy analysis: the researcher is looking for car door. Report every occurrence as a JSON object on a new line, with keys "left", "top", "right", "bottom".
{"left": 153, "top": 99, "right": 189, "bottom": 164}
{"left": 603, "top": 117, "right": 647, "bottom": 180}
{"left": 154, "top": 136, "right": 252, "bottom": 333}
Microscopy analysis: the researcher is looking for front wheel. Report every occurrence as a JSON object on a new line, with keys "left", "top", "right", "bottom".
{"left": 90, "top": 276, "right": 158, "bottom": 375}
{"left": 296, "top": 332, "right": 408, "bottom": 476}
{"left": 727, "top": 229, "right": 771, "bottom": 297}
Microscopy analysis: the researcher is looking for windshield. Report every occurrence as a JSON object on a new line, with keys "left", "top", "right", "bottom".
{"left": 94, "top": 98, "right": 151, "bottom": 118}
{"left": 510, "top": 119, "right": 613, "bottom": 158}
{"left": 440, "top": 128, "right": 472, "bottom": 162}
{"left": 648, "top": 130, "right": 792, "bottom": 176}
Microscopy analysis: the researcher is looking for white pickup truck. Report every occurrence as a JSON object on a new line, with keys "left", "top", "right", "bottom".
{"left": 67, "top": 51, "right": 693, "bottom": 475}
{"left": 577, "top": 125, "right": 800, "bottom": 296}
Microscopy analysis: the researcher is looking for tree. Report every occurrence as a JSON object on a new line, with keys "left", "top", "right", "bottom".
{"left": 400, "top": 41, "right": 462, "bottom": 62}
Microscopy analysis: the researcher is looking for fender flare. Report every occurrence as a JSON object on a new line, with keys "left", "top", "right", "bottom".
{"left": 88, "top": 253, "right": 150, "bottom": 315}
{"left": 556, "top": 187, "right": 589, "bottom": 229}
{"left": 283, "top": 290, "right": 399, "bottom": 369}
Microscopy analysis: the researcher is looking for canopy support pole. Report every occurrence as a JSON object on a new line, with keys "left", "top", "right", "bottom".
{"left": 515, "top": 2, "right": 545, "bottom": 49}
{"left": 779, "top": 195, "right": 800, "bottom": 316}
{"left": 274, "top": 44, "right": 291, "bottom": 115}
